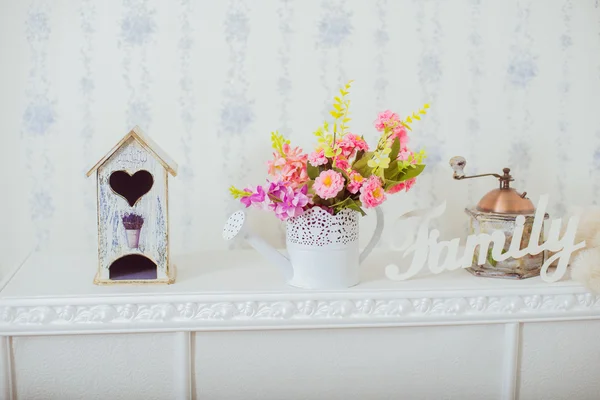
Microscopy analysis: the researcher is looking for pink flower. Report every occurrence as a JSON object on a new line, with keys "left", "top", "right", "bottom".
{"left": 268, "top": 184, "right": 309, "bottom": 220}
{"left": 347, "top": 171, "right": 365, "bottom": 194}
{"left": 308, "top": 149, "right": 328, "bottom": 167}
{"left": 359, "top": 175, "right": 386, "bottom": 208}
{"left": 267, "top": 144, "right": 309, "bottom": 189}
{"left": 337, "top": 133, "right": 369, "bottom": 158}
{"left": 314, "top": 170, "right": 345, "bottom": 200}
{"left": 333, "top": 156, "right": 350, "bottom": 170}
{"left": 386, "top": 177, "right": 417, "bottom": 194}
{"left": 390, "top": 125, "right": 408, "bottom": 146}
{"left": 374, "top": 110, "right": 401, "bottom": 132}
{"left": 397, "top": 147, "right": 419, "bottom": 164}
{"left": 267, "top": 181, "right": 287, "bottom": 199}
{"left": 240, "top": 186, "right": 266, "bottom": 208}
{"left": 398, "top": 147, "right": 412, "bottom": 161}
{"left": 386, "top": 181, "right": 405, "bottom": 194}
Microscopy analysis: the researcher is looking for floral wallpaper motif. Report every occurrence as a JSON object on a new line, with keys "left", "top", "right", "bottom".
{"left": 277, "top": 0, "right": 294, "bottom": 137}
{"left": 317, "top": 1, "right": 352, "bottom": 49}
{"left": 2, "top": 0, "right": 600, "bottom": 262}
{"left": 373, "top": 0, "right": 389, "bottom": 109}
{"left": 316, "top": 0, "right": 353, "bottom": 121}
{"left": 22, "top": 0, "right": 56, "bottom": 247}
{"left": 79, "top": 0, "right": 96, "bottom": 248}
{"left": 120, "top": 0, "right": 156, "bottom": 129}
{"left": 221, "top": 0, "right": 254, "bottom": 230}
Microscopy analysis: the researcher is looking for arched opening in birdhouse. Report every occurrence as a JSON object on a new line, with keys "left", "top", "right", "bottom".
{"left": 109, "top": 254, "right": 157, "bottom": 280}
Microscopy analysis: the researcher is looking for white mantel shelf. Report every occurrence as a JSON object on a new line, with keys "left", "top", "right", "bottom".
{"left": 0, "top": 249, "right": 598, "bottom": 336}
{"left": 0, "top": 250, "right": 600, "bottom": 400}
{"left": 0, "top": 250, "right": 600, "bottom": 336}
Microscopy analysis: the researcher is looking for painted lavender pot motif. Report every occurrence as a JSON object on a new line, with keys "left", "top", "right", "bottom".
{"left": 122, "top": 213, "right": 144, "bottom": 248}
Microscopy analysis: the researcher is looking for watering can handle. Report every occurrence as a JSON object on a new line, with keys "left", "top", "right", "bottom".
{"left": 359, "top": 207, "right": 384, "bottom": 264}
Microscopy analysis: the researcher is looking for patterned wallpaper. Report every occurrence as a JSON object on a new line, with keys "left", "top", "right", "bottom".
{"left": 1, "top": 0, "right": 600, "bottom": 263}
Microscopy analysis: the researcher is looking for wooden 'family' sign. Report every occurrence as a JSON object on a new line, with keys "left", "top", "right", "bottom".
{"left": 385, "top": 195, "right": 586, "bottom": 283}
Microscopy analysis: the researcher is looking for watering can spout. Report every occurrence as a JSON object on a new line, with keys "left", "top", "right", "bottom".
{"left": 245, "top": 233, "right": 293, "bottom": 281}
{"left": 222, "top": 211, "right": 294, "bottom": 281}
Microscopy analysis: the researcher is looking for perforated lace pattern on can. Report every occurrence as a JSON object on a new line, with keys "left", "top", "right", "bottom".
{"left": 286, "top": 207, "right": 359, "bottom": 246}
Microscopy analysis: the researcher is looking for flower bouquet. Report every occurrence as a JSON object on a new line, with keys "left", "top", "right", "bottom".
{"left": 227, "top": 81, "right": 427, "bottom": 289}
{"left": 122, "top": 213, "right": 144, "bottom": 248}
{"left": 230, "top": 80, "right": 427, "bottom": 218}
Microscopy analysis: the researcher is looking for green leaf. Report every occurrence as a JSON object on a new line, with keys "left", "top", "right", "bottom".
{"left": 312, "top": 195, "right": 334, "bottom": 207}
{"left": 331, "top": 197, "right": 366, "bottom": 216}
{"left": 229, "top": 186, "right": 253, "bottom": 199}
{"left": 307, "top": 163, "right": 321, "bottom": 180}
{"left": 384, "top": 160, "right": 401, "bottom": 180}
{"left": 383, "top": 178, "right": 403, "bottom": 190}
{"left": 270, "top": 131, "right": 290, "bottom": 154}
{"left": 389, "top": 137, "right": 400, "bottom": 162}
{"left": 345, "top": 200, "right": 366, "bottom": 216}
{"left": 354, "top": 150, "right": 365, "bottom": 163}
{"left": 352, "top": 152, "right": 374, "bottom": 178}
{"left": 396, "top": 164, "right": 426, "bottom": 181}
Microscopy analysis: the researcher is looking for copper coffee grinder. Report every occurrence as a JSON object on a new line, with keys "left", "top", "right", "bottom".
{"left": 449, "top": 156, "right": 549, "bottom": 279}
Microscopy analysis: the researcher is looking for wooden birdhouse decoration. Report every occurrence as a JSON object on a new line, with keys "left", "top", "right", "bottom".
{"left": 86, "top": 126, "right": 178, "bottom": 285}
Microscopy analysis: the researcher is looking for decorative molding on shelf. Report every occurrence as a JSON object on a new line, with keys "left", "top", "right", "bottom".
{"left": 0, "top": 291, "right": 599, "bottom": 334}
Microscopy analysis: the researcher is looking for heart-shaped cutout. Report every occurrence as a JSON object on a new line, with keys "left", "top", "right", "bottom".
{"left": 109, "top": 170, "right": 154, "bottom": 207}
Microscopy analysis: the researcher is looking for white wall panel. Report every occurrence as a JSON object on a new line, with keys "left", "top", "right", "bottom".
{"left": 194, "top": 325, "right": 504, "bottom": 400}
{"left": 519, "top": 320, "right": 600, "bottom": 400}
{"left": 11, "top": 333, "right": 178, "bottom": 400}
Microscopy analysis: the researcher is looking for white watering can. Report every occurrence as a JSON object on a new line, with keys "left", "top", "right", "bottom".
{"left": 222, "top": 207, "right": 384, "bottom": 289}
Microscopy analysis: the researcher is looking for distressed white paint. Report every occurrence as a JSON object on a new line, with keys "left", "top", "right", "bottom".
{"left": 96, "top": 137, "right": 169, "bottom": 281}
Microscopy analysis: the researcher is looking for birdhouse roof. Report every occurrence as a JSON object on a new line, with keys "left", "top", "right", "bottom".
{"left": 86, "top": 126, "right": 178, "bottom": 177}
